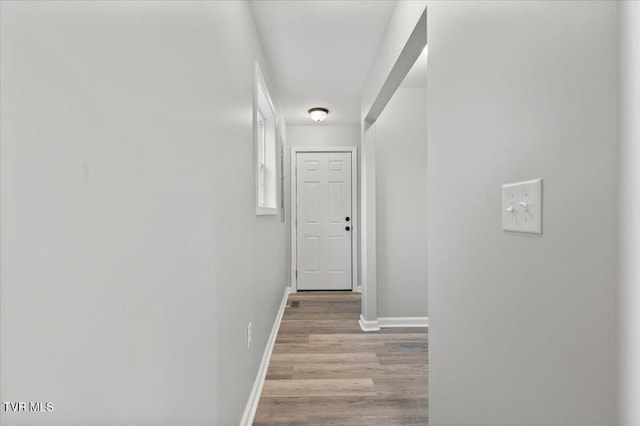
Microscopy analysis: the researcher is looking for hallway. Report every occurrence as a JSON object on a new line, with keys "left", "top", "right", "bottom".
{"left": 2, "top": 1, "right": 639, "bottom": 425}
{"left": 254, "top": 292, "right": 428, "bottom": 425}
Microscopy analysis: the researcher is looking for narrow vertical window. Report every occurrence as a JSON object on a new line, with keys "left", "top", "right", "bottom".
{"left": 257, "top": 111, "right": 265, "bottom": 207}
{"left": 254, "top": 63, "right": 278, "bottom": 215}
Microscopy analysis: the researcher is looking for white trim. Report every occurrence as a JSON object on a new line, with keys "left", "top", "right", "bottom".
{"left": 240, "top": 286, "right": 291, "bottom": 426}
{"left": 361, "top": 123, "right": 378, "bottom": 322}
{"left": 378, "top": 316, "right": 429, "bottom": 328}
{"left": 290, "top": 146, "right": 359, "bottom": 292}
{"left": 291, "top": 147, "right": 357, "bottom": 152}
{"left": 254, "top": 62, "right": 279, "bottom": 216}
{"left": 359, "top": 314, "right": 380, "bottom": 332}
{"left": 354, "top": 285, "right": 363, "bottom": 293}
{"left": 256, "top": 206, "right": 278, "bottom": 216}
{"left": 254, "top": 63, "right": 277, "bottom": 123}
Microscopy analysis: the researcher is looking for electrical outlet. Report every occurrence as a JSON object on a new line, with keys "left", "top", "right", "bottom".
{"left": 247, "top": 322, "right": 252, "bottom": 349}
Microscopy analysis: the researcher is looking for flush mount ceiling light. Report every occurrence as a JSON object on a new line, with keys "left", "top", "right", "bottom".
{"left": 308, "top": 107, "right": 329, "bottom": 122}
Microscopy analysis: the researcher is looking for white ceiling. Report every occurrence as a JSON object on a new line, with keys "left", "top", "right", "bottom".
{"left": 250, "top": 0, "right": 397, "bottom": 125}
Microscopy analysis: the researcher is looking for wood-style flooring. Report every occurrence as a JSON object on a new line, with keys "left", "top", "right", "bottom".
{"left": 253, "top": 291, "right": 428, "bottom": 425}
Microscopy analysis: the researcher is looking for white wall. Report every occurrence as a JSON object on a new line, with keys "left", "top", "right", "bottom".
{"left": 375, "top": 88, "right": 427, "bottom": 317}
{"left": 360, "top": 0, "right": 427, "bottom": 324}
{"left": 0, "top": 2, "right": 287, "bottom": 425}
{"left": 287, "top": 125, "right": 360, "bottom": 149}
{"left": 285, "top": 125, "right": 360, "bottom": 287}
{"left": 427, "top": 1, "right": 618, "bottom": 425}
{"left": 619, "top": 2, "right": 640, "bottom": 425}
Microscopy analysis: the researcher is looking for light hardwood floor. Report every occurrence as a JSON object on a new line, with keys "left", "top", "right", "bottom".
{"left": 253, "top": 291, "right": 428, "bottom": 425}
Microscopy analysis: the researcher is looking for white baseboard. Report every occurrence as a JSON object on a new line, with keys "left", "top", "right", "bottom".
{"left": 240, "top": 286, "right": 291, "bottom": 426}
{"left": 353, "top": 285, "right": 363, "bottom": 293}
{"left": 359, "top": 315, "right": 428, "bottom": 332}
{"left": 378, "top": 316, "right": 429, "bottom": 328}
{"left": 359, "top": 314, "right": 380, "bottom": 332}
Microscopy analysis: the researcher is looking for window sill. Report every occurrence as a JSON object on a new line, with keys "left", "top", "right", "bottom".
{"left": 256, "top": 206, "right": 279, "bottom": 216}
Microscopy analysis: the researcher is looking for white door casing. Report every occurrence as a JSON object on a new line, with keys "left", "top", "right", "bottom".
{"left": 295, "top": 151, "right": 354, "bottom": 290}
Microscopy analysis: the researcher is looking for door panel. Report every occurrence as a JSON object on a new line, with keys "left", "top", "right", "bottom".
{"left": 303, "top": 182, "right": 320, "bottom": 223}
{"left": 328, "top": 236, "right": 346, "bottom": 272}
{"left": 305, "top": 236, "right": 320, "bottom": 272}
{"left": 296, "top": 152, "right": 352, "bottom": 290}
{"left": 328, "top": 182, "right": 345, "bottom": 223}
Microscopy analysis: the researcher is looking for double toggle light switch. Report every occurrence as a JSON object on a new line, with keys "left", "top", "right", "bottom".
{"left": 505, "top": 201, "right": 529, "bottom": 214}
{"left": 502, "top": 179, "right": 542, "bottom": 234}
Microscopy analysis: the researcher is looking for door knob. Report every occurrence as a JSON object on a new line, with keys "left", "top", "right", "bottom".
{"left": 345, "top": 226, "right": 351, "bottom": 231}
{"left": 345, "top": 216, "right": 350, "bottom": 222}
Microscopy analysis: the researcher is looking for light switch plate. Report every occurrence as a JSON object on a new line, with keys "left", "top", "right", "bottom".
{"left": 502, "top": 178, "right": 542, "bottom": 234}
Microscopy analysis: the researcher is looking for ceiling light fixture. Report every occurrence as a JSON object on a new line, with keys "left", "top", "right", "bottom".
{"left": 308, "top": 107, "right": 329, "bottom": 122}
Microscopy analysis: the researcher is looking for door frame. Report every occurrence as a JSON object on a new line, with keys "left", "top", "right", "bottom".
{"left": 291, "top": 146, "right": 358, "bottom": 292}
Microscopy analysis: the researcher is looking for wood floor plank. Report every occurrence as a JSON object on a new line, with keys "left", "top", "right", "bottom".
{"left": 273, "top": 341, "right": 387, "bottom": 354}
{"left": 269, "top": 352, "right": 379, "bottom": 365}
{"left": 284, "top": 312, "right": 358, "bottom": 320}
{"left": 253, "top": 292, "right": 428, "bottom": 425}
{"left": 309, "top": 333, "right": 427, "bottom": 343}
{"left": 265, "top": 373, "right": 294, "bottom": 380}
{"left": 291, "top": 363, "right": 427, "bottom": 380}
{"left": 261, "top": 378, "right": 377, "bottom": 397}
{"left": 376, "top": 352, "right": 429, "bottom": 365}
{"left": 263, "top": 396, "right": 428, "bottom": 417}
{"left": 385, "top": 341, "right": 429, "bottom": 353}
{"left": 303, "top": 415, "right": 429, "bottom": 425}
{"left": 373, "top": 376, "right": 429, "bottom": 398}
{"left": 380, "top": 327, "right": 429, "bottom": 334}
{"left": 275, "top": 334, "right": 310, "bottom": 344}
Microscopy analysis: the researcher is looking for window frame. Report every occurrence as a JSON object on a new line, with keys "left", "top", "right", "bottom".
{"left": 257, "top": 110, "right": 266, "bottom": 207}
{"left": 254, "top": 63, "right": 279, "bottom": 216}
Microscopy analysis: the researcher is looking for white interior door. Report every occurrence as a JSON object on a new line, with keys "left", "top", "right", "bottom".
{"left": 296, "top": 152, "right": 352, "bottom": 290}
